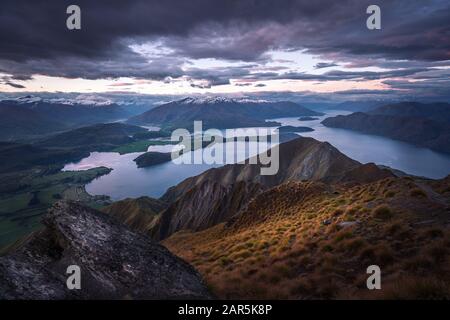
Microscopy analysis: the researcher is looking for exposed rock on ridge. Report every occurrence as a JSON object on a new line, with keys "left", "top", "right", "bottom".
{"left": 0, "top": 201, "right": 211, "bottom": 299}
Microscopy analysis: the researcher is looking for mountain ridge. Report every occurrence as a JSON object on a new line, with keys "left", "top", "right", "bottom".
{"left": 148, "top": 137, "right": 392, "bottom": 240}
{"left": 127, "top": 97, "right": 322, "bottom": 130}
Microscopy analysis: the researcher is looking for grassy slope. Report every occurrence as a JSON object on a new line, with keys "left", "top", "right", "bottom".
{"left": 163, "top": 176, "right": 450, "bottom": 299}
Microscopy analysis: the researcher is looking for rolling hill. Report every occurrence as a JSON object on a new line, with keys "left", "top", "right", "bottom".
{"left": 0, "top": 104, "right": 66, "bottom": 141}
{"left": 0, "top": 142, "right": 88, "bottom": 174}
{"left": 35, "top": 123, "right": 147, "bottom": 151}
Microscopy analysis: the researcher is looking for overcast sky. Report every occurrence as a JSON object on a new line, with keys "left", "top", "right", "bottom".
{"left": 0, "top": 0, "right": 449, "bottom": 99}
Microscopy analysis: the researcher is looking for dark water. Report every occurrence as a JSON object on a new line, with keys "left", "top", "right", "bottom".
{"left": 63, "top": 111, "right": 450, "bottom": 200}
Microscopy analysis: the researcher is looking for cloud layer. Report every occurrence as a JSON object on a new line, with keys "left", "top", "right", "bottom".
{"left": 0, "top": 0, "right": 449, "bottom": 97}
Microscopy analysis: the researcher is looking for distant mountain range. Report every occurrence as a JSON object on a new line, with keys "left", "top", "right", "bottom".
{"left": 370, "top": 102, "right": 450, "bottom": 123}
{"left": 127, "top": 97, "right": 322, "bottom": 130}
{"left": 0, "top": 97, "right": 151, "bottom": 141}
{"left": 322, "top": 102, "right": 450, "bottom": 154}
{"left": 331, "top": 100, "right": 390, "bottom": 112}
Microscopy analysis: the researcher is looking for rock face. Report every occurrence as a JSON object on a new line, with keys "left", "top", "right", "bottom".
{"left": 151, "top": 180, "right": 264, "bottom": 240}
{"left": 0, "top": 201, "right": 211, "bottom": 300}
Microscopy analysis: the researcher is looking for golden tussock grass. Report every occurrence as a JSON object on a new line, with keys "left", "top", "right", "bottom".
{"left": 163, "top": 179, "right": 450, "bottom": 299}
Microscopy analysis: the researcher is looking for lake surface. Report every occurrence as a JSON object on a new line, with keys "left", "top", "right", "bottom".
{"left": 63, "top": 110, "right": 450, "bottom": 200}
{"left": 273, "top": 111, "right": 450, "bottom": 179}
{"left": 63, "top": 137, "right": 276, "bottom": 200}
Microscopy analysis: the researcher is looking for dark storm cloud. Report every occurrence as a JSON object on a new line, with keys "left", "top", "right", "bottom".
{"left": 0, "top": 0, "right": 353, "bottom": 61}
{"left": 0, "top": 0, "right": 449, "bottom": 87}
{"left": 314, "top": 62, "right": 338, "bottom": 69}
{"left": 234, "top": 83, "right": 252, "bottom": 87}
{"left": 4, "top": 82, "right": 25, "bottom": 89}
{"left": 0, "top": 75, "right": 26, "bottom": 88}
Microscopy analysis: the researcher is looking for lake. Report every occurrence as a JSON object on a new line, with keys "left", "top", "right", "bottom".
{"left": 63, "top": 135, "right": 276, "bottom": 200}
{"left": 63, "top": 110, "right": 450, "bottom": 200}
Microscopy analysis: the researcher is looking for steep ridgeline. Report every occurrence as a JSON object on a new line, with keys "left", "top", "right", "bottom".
{"left": 0, "top": 201, "right": 211, "bottom": 299}
{"left": 161, "top": 137, "right": 375, "bottom": 203}
{"left": 322, "top": 102, "right": 450, "bottom": 154}
{"left": 149, "top": 137, "right": 393, "bottom": 240}
{"left": 102, "top": 197, "right": 168, "bottom": 233}
{"left": 127, "top": 97, "right": 322, "bottom": 130}
{"left": 151, "top": 181, "right": 265, "bottom": 241}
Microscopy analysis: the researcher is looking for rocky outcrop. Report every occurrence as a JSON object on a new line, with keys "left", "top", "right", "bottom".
{"left": 0, "top": 201, "right": 211, "bottom": 300}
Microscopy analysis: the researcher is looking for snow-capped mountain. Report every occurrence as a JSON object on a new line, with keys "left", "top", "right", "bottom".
{"left": 10, "top": 94, "right": 114, "bottom": 107}
{"left": 128, "top": 96, "right": 322, "bottom": 129}
{"left": 176, "top": 96, "right": 270, "bottom": 105}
